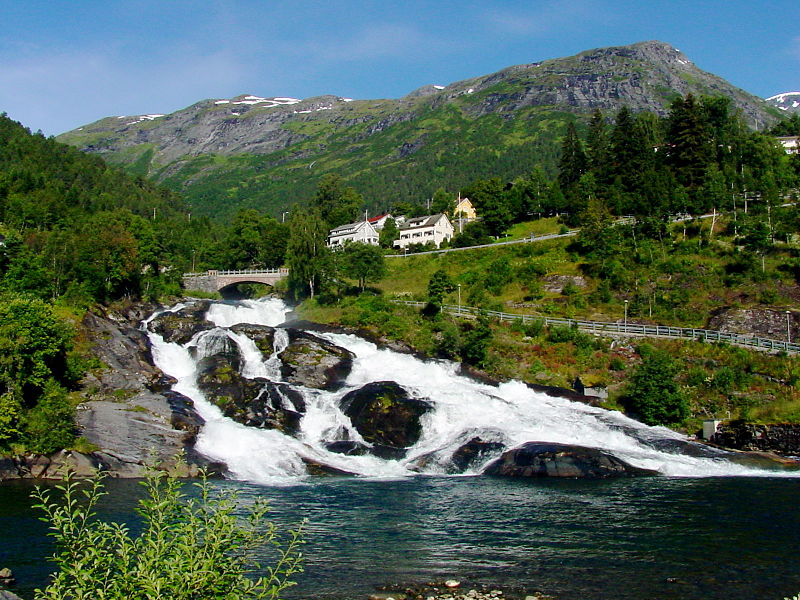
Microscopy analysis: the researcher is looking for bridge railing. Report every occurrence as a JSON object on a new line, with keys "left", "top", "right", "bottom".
{"left": 183, "top": 268, "right": 289, "bottom": 277}
{"left": 393, "top": 300, "right": 800, "bottom": 354}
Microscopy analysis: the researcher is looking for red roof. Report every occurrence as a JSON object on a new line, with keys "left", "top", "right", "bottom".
{"left": 368, "top": 214, "right": 389, "bottom": 223}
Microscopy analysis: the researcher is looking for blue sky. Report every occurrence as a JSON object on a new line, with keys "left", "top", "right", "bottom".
{"left": 2, "top": 0, "right": 799, "bottom": 135}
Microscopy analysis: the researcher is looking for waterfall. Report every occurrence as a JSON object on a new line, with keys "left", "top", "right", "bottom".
{"left": 145, "top": 297, "right": 798, "bottom": 485}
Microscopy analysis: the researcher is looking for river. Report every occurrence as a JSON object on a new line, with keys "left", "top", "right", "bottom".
{"left": 2, "top": 297, "right": 799, "bottom": 599}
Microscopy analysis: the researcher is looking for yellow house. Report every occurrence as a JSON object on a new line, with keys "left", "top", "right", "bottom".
{"left": 454, "top": 196, "right": 477, "bottom": 219}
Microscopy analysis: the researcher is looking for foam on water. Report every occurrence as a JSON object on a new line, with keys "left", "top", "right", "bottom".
{"left": 145, "top": 298, "right": 798, "bottom": 484}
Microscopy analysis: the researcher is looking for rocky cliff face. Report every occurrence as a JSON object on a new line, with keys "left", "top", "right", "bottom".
{"left": 0, "top": 303, "right": 214, "bottom": 481}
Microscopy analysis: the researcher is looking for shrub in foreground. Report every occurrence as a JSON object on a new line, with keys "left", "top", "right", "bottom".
{"left": 32, "top": 467, "right": 304, "bottom": 600}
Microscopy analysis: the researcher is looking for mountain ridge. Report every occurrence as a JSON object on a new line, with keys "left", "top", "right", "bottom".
{"left": 57, "top": 40, "right": 781, "bottom": 220}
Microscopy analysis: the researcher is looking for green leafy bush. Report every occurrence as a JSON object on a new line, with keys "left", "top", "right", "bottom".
{"left": 622, "top": 345, "right": 688, "bottom": 426}
{"left": 32, "top": 467, "right": 304, "bottom": 600}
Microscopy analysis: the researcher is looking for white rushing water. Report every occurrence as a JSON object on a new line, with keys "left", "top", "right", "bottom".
{"left": 145, "top": 297, "right": 796, "bottom": 485}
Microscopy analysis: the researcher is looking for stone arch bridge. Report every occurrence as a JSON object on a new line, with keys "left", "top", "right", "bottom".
{"left": 182, "top": 269, "right": 289, "bottom": 293}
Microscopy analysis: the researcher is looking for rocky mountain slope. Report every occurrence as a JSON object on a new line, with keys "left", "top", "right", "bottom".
{"left": 767, "top": 91, "right": 800, "bottom": 115}
{"left": 58, "top": 41, "right": 779, "bottom": 221}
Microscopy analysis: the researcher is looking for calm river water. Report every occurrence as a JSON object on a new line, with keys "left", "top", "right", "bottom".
{"left": 2, "top": 475, "right": 799, "bottom": 600}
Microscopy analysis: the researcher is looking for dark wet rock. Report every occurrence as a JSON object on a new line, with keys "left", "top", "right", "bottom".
{"left": 279, "top": 329, "right": 354, "bottom": 390}
{"left": 325, "top": 440, "right": 370, "bottom": 456}
{"left": 410, "top": 432, "right": 506, "bottom": 473}
{"left": 483, "top": 442, "right": 658, "bottom": 478}
{"left": 147, "top": 301, "right": 214, "bottom": 344}
{"left": 301, "top": 457, "right": 356, "bottom": 477}
{"left": 231, "top": 323, "right": 276, "bottom": 355}
{"left": 450, "top": 437, "right": 507, "bottom": 472}
{"left": 369, "top": 444, "right": 409, "bottom": 460}
{"left": 340, "top": 381, "right": 433, "bottom": 450}
{"left": 196, "top": 344, "right": 243, "bottom": 382}
{"left": 711, "top": 422, "right": 800, "bottom": 457}
{"left": 197, "top": 359, "right": 305, "bottom": 433}
{"left": 164, "top": 391, "right": 205, "bottom": 442}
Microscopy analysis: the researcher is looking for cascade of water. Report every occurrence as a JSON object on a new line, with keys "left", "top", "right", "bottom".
{"left": 145, "top": 297, "right": 798, "bottom": 484}
{"left": 264, "top": 328, "right": 290, "bottom": 381}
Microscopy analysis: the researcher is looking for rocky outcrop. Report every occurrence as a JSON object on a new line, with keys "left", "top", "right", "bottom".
{"left": 483, "top": 442, "right": 657, "bottom": 478}
{"left": 0, "top": 450, "right": 101, "bottom": 480}
{"left": 711, "top": 422, "right": 800, "bottom": 456}
{"left": 340, "top": 381, "right": 433, "bottom": 451}
{"left": 231, "top": 323, "right": 276, "bottom": 355}
{"left": 197, "top": 354, "right": 305, "bottom": 433}
{"left": 707, "top": 307, "right": 796, "bottom": 342}
{"left": 279, "top": 329, "right": 354, "bottom": 390}
{"left": 12, "top": 303, "right": 216, "bottom": 481}
{"left": 147, "top": 301, "right": 214, "bottom": 344}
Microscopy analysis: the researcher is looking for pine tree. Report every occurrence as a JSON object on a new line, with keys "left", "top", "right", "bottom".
{"left": 557, "top": 122, "right": 587, "bottom": 191}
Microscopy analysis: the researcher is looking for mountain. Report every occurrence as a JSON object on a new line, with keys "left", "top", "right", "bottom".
{"left": 57, "top": 41, "right": 779, "bottom": 222}
{"left": 767, "top": 92, "right": 800, "bottom": 115}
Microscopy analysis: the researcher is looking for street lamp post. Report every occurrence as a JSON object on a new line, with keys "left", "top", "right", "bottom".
{"left": 787, "top": 310, "right": 792, "bottom": 344}
{"left": 457, "top": 284, "right": 462, "bottom": 315}
{"left": 282, "top": 211, "right": 288, "bottom": 223}
{"left": 624, "top": 300, "right": 629, "bottom": 333}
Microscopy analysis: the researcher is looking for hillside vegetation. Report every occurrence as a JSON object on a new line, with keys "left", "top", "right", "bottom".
{"left": 57, "top": 41, "right": 780, "bottom": 221}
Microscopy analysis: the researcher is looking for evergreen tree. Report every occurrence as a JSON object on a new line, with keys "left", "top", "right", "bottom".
{"left": 665, "top": 94, "right": 713, "bottom": 191}
{"left": 378, "top": 217, "right": 399, "bottom": 248}
{"left": 557, "top": 122, "right": 588, "bottom": 191}
{"left": 586, "top": 109, "right": 611, "bottom": 184}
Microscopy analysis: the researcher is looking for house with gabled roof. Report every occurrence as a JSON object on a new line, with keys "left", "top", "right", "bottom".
{"left": 327, "top": 219, "right": 379, "bottom": 249}
{"left": 393, "top": 213, "right": 454, "bottom": 249}
{"left": 367, "top": 213, "right": 395, "bottom": 230}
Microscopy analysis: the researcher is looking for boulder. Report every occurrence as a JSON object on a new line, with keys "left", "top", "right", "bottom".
{"left": 197, "top": 357, "right": 305, "bottom": 433}
{"left": 711, "top": 422, "right": 800, "bottom": 457}
{"left": 301, "top": 457, "right": 355, "bottom": 477}
{"left": 164, "top": 391, "right": 206, "bottom": 442}
{"left": 340, "top": 381, "right": 433, "bottom": 450}
{"left": 325, "top": 440, "right": 370, "bottom": 456}
{"left": 147, "top": 301, "right": 214, "bottom": 344}
{"left": 410, "top": 434, "right": 506, "bottom": 473}
{"left": 450, "top": 437, "right": 507, "bottom": 473}
{"left": 279, "top": 330, "right": 354, "bottom": 390}
{"left": 483, "top": 442, "right": 657, "bottom": 478}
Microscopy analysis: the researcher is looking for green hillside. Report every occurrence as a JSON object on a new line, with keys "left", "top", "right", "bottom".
{"left": 57, "top": 41, "right": 779, "bottom": 222}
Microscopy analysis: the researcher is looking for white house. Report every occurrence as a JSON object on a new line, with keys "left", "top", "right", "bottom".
{"left": 327, "top": 220, "right": 379, "bottom": 248}
{"left": 777, "top": 136, "right": 800, "bottom": 154}
{"left": 367, "top": 213, "right": 395, "bottom": 230}
{"left": 393, "top": 213, "right": 454, "bottom": 250}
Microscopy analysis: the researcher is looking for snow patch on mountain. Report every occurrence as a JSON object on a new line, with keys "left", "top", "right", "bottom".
{"left": 767, "top": 92, "right": 800, "bottom": 113}
{"left": 116, "top": 114, "right": 165, "bottom": 126}
{"left": 214, "top": 96, "right": 301, "bottom": 108}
